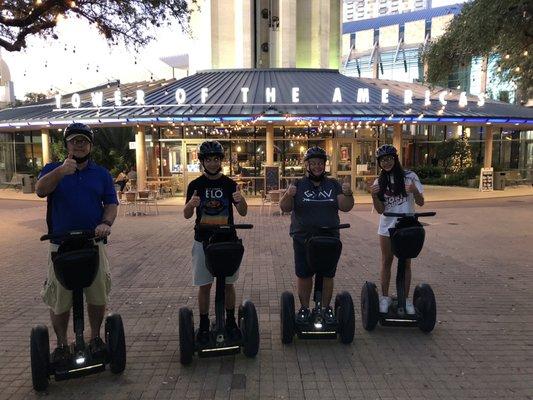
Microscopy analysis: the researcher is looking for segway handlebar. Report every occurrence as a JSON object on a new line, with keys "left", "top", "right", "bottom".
{"left": 318, "top": 223, "right": 351, "bottom": 230}
{"left": 40, "top": 230, "right": 106, "bottom": 243}
{"left": 199, "top": 223, "right": 254, "bottom": 232}
{"left": 383, "top": 212, "right": 436, "bottom": 218}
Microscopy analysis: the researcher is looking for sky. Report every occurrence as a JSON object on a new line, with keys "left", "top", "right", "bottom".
{"left": 3, "top": 0, "right": 467, "bottom": 100}
{"left": 3, "top": 17, "right": 192, "bottom": 100}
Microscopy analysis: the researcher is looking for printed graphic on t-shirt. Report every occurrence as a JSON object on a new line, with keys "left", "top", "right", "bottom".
{"left": 199, "top": 187, "right": 230, "bottom": 225}
{"left": 303, "top": 188, "right": 336, "bottom": 202}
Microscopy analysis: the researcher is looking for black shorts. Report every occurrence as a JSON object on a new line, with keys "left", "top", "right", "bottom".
{"left": 293, "top": 237, "right": 337, "bottom": 279}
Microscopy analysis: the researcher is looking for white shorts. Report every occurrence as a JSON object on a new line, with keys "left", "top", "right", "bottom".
{"left": 192, "top": 240, "right": 239, "bottom": 286}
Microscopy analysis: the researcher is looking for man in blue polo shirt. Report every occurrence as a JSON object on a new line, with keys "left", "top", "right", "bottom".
{"left": 36, "top": 122, "right": 118, "bottom": 365}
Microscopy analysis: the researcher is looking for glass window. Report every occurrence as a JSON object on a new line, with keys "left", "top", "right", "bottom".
{"left": 338, "top": 143, "right": 352, "bottom": 171}
{"left": 161, "top": 127, "right": 183, "bottom": 139}
{"left": 230, "top": 127, "right": 255, "bottom": 139}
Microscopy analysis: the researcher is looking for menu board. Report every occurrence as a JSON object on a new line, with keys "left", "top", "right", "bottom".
{"left": 479, "top": 167, "right": 493, "bottom": 192}
{"left": 264, "top": 166, "right": 280, "bottom": 193}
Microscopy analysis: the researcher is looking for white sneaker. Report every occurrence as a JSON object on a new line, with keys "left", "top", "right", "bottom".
{"left": 379, "top": 296, "right": 392, "bottom": 313}
{"left": 405, "top": 299, "right": 415, "bottom": 315}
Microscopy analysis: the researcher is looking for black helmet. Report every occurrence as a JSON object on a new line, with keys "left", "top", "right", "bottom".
{"left": 304, "top": 146, "right": 327, "bottom": 162}
{"left": 198, "top": 140, "right": 224, "bottom": 160}
{"left": 376, "top": 144, "right": 397, "bottom": 159}
{"left": 64, "top": 122, "right": 94, "bottom": 146}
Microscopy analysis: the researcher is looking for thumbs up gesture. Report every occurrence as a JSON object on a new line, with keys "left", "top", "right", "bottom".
{"left": 60, "top": 154, "right": 77, "bottom": 176}
{"left": 341, "top": 176, "right": 352, "bottom": 196}
{"left": 232, "top": 186, "right": 244, "bottom": 204}
{"left": 188, "top": 189, "right": 201, "bottom": 208}
{"left": 287, "top": 179, "right": 297, "bottom": 197}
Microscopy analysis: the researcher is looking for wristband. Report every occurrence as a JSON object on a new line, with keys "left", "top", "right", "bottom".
{"left": 101, "top": 220, "right": 113, "bottom": 227}
{"left": 343, "top": 191, "right": 353, "bottom": 197}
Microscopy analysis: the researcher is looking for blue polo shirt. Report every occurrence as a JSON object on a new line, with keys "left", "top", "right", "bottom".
{"left": 38, "top": 161, "right": 118, "bottom": 235}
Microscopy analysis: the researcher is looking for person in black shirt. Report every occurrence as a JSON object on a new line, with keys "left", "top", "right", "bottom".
{"left": 183, "top": 140, "right": 248, "bottom": 344}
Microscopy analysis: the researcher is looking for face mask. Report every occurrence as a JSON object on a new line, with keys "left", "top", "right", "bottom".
{"left": 72, "top": 154, "right": 90, "bottom": 164}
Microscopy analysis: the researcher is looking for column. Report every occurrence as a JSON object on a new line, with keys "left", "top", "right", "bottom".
{"left": 136, "top": 127, "right": 147, "bottom": 190}
{"left": 41, "top": 128, "right": 51, "bottom": 165}
{"left": 266, "top": 124, "right": 274, "bottom": 166}
{"left": 393, "top": 124, "right": 402, "bottom": 161}
{"left": 484, "top": 125, "right": 493, "bottom": 168}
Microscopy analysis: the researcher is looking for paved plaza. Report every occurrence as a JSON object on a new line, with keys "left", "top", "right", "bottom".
{"left": 0, "top": 195, "right": 532, "bottom": 399}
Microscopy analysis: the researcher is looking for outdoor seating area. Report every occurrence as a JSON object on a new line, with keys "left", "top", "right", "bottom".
{"left": 118, "top": 190, "right": 159, "bottom": 216}
{"left": 0, "top": 173, "right": 23, "bottom": 191}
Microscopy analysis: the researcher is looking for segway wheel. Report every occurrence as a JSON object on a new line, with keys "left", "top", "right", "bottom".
{"left": 30, "top": 325, "right": 50, "bottom": 392}
{"left": 361, "top": 281, "right": 380, "bottom": 331}
{"left": 105, "top": 314, "right": 126, "bottom": 373}
{"left": 335, "top": 291, "right": 355, "bottom": 344}
{"left": 280, "top": 291, "right": 295, "bottom": 344}
{"left": 413, "top": 284, "right": 437, "bottom": 333}
{"left": 241, "top": 300, "right": 259, "bottom": 357}
{"left": 178, "top": 307, "right": 195, "bottom": 365}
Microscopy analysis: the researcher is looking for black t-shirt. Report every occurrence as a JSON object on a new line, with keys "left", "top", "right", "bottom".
{"left": 186, "top": 174, "right": 238, "bottom": 242}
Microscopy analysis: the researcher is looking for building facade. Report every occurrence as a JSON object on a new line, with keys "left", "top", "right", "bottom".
{"left": 181, "top": 0, "right": 341, "bottom": 72}
{"left": 0, "top": 69, "right": 531, "bottom": 196}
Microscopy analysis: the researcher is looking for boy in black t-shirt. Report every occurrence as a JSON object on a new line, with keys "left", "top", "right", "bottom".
{"left": 183, "top": 140, "right": 248, "bottom": 344}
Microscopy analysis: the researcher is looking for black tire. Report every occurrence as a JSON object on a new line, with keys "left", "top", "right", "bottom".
{"left": 178, "top": 307, "right": 195, "bottom": 365}
{"left": 280, "top": 291, "right": 295, "bottom": 344}
{"left": 335, "top": 291, "right": 355, "bottom": 344}
{"left": 361, "top": 281, "right": 380, "bottom": 331}
{"left": 241, "top": 300, "right": 259, "bottom": 357}
{"left": 413, "top": 284, "right": 437, "bottom": 333}
{"left": 30, "top": 325, "right": 50, "bottom": 392}
{"left": 105, "top": 314, "right": 126, "bottom": 373}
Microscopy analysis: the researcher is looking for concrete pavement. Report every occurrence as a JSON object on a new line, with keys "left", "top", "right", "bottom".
{"left": 0, "top": 197, "right": 532, "bottom": 399}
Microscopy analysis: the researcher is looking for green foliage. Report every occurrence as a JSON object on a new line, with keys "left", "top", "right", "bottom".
{"left": 435, "top": 137, "right": 473, "bottom": 174}
{"left": 23, "top": 92, "right": 47, "bottom": 104}
{"left": 0, "top": 0, "right": 197, "bottom": 52}
{"left": 411, "top": 165, "right": 443, "bottom": 179}
{"left": 91, "top": 127, "right": 135, "bottom": 176}
{"left": 422, "top": 0, "right": 533, "bottom": 99}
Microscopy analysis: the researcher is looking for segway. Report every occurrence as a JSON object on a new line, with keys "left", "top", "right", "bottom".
{"left": 361, "top": 212, "right": 437, "bottom": 333}
{"left": 179, "top": 224, "right": 259, "bottom": 365}
{"left": 280, "top": 224, "right": 355, "bottom": 344}
{"left": 31, "top": 230, "right": 126, "bottom": 392}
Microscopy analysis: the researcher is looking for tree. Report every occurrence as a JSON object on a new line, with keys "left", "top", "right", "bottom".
{"left": 422, "top": 0, "right": 533, "bottom": 102}
{"left": 435, "top": 137, "right": 473, "bottom": 175}
{"left": 0, "top": 0, "right": 196, "bottom": 52}
{"left": 91, "top": 127, "right": 135, "bottom": 176}
{"left": 23, "top": 92, "right": 47, "bottom": 104}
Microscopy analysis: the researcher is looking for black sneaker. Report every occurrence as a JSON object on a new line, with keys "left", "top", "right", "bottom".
{"left": 89, "top": 337, "right": 106, "bottom": 358}
{"left": 226, "top": 321, "right": 242, "bottom": 342}
{"left": 51, "top": 345, "right": 71, "bottom": 367}
{"left": 322, "top": 306, "right": 337, "bottom": 325}
{"left": 296, "top": 306, "right": 311, "bottom": 325}
{"left": 196, "top": 329, "right": 210, "bottom": 346}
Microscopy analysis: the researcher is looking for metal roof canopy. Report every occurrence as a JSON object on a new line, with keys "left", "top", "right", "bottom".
{"left": 0, "top": 69, "right": 532, "bottom": 131}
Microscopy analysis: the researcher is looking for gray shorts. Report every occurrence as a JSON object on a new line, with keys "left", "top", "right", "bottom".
{"left": 192, "top": 240, "right": 239, "bottom": 286}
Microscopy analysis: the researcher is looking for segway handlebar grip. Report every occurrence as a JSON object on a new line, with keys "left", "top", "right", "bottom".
{"left": 415, "top": 212, "right": 436, "bottom": 217}
{"left": 234, "top": 224, "right": 253, "bottom": 229}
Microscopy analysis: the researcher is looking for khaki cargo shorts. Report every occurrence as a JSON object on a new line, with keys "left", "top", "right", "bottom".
{"left": 192, "top": 240, "right": 239, "bottom": 286}
{"left": 42, "top": 241, "right": 111, "bottom": 315}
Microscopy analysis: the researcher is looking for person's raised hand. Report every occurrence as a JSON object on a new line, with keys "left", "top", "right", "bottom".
{"left": 189, "top": 189, "right": 201, "bottom": 208}
{"left": 233, "top": 187, "right": 244, "bottom": 204}
{"left": 342, "top": 176, "right": 352, "bottom": 195}
{"left": 370, "top": 182, "right": 380, "bottom": 195}
{"left": 60, "top": 153, "right": 77, "bottom": 176}
{"left": 287, "top": 178, "right": 297, "bottom": 197}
